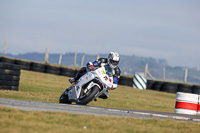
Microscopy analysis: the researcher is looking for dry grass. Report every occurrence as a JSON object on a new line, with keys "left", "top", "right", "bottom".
{"left": 0, "top": 106, "right": 200, "bottom": 133}
{"left": 0, "top": 70, "right": 177, "bottom": 113}
{"left": 89, "top": 86, "right": 176, "bottom": 113}
{"left": 0, "top": 70, "right": 199, "bottom": 133}
{"left": 0, "top": 70, "right": 67, "bottom": 103}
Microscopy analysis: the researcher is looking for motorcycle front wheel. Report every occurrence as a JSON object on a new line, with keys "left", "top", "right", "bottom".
{"left": 76, "top": 85, "right": 99, "bottom": 105}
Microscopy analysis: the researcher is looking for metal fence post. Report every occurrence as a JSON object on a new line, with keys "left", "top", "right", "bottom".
{"left": 144, "top": 63, "right": 148, "bottom": 79}
{"left": 163, "top": 67, "right": 166, "bottom": 81}
{"left": 74, "top": 52, "right": 77, "bottom": 68}
{"left": 96, "top": 55, "right": 99, "bottom": 61}
{"left": 184, "top": 68, "right": 188, "bottom": 83}
{"left": 3, "top": 41, "right": 6, "bottom": 56}
{"left": 44, "top": 48, "right": 48, "bottom": 63}
{"left": 81, "top": 55, "right": 85, "bottom": 68}
{"left": 59, "top": 54, "right": 62, "bottom": 65}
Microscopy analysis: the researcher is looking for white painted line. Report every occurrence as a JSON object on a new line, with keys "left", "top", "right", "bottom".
{"left": 152, "top": 114, "right": 169, "bottom": 118}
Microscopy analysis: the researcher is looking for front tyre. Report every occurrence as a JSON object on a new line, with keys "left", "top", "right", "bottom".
{"left": 76, "top": 85, "right": 100, "bottom": 105}
{"left": 59, "top": 90, "right": 72, "bottom": 104}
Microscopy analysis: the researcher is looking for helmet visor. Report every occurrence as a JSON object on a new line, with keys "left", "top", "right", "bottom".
{"left": 110, "top": 59, "right": 119, "bottom": 66}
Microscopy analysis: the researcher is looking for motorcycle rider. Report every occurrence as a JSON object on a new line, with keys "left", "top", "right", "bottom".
{"left": 69, "top": 51, "right": 121, "bottom": 99}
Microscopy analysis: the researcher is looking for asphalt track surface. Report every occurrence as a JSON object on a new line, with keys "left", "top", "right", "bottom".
{"left": 0, "top": 98, "right": 200, "bottom": 122}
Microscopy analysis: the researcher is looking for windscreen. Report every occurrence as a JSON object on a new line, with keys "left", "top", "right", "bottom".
{"left": 104, "top": 65, "right": 113, "bottom": 77}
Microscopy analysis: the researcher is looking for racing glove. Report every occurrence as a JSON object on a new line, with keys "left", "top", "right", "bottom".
{"left": 87, "top": 62, "right": 98, "bottom": 71}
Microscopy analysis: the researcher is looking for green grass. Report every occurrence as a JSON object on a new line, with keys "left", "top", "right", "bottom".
{"left": 1, "top": 70, "right": 199, "bottom": 133}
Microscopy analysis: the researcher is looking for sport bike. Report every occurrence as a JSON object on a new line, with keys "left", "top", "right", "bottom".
{"left": 59, "top": 65, "right": 113, "bottom": 105}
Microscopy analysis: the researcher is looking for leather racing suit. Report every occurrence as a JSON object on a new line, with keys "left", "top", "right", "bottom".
{"left": 72, "top": 58, "right": 121, "bottom": 99}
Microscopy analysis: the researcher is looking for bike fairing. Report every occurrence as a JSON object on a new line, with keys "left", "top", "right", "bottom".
{"left": 68, "top": 52, "right": 121, "bottom": 99}
{"left": 60, "top": 65, "right": 114, "bottom": 104}
{"left": 90, "top": 58, "right": 121, "bottom": 88}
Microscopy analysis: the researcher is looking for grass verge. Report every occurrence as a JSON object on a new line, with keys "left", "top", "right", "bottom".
{"left": 0, "top": 70, "right": 177, "bottom": 113}
{"left": 0, "top": 70, "right": 199, "bottom": 132}
{"left": 0, "top": 106, "right": 200, "bottom": 133}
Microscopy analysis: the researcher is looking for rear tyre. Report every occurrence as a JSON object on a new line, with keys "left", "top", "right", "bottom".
{"left": 59, "top": 90, "right": 71, "bottom": 104}
{"left": 76, "top": 85, "right": 100, "bottom": 105}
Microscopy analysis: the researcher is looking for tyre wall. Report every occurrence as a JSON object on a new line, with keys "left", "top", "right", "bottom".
{"left": 147, "top": 79, "right": 200, "bottom": 95}
{"left": 118, "top": 76, "right": 133, "bottom": 87}
{"left": 0, "top": 56, "right": 199, "bottom": 90}
{"left": 0, "top": 62, "right": 21, "bottom": 91}
{"left": 0, "top": 56, "right": 77, "bottom": 78}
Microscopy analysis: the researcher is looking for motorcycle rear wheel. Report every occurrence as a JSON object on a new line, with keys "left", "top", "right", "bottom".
{"left": 76, "top": 85, "right": 99, "bottom": 105}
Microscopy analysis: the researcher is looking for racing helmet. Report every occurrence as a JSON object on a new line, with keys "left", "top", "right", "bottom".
{"left": 107, "top": 51, "right": 120, "bottom": 69}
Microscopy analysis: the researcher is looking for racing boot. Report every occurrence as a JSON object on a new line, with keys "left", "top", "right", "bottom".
{"left": 99, "top": 91, "right": 109, "bottom": 99}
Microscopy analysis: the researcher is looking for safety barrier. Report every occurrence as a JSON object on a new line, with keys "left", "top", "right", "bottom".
{"left": 160, "top": 82, "right": 178, "bottom": 94}
{"left": 0, "top": 62, "right": 21, "bottom": 91}
{"left": 0, "top": 56, "right": 133, "bottom": 87}
{"left": 118, "top": 76, "right": 133, "bottom": 87}
{"left": 0, "top": 56, "right": 199, "bottom": 90}
{"left": 175, "top": 92, "right": 199, "bottom": 115}
{"left": 147, "top": 79, "right": 200, "bottom": 95}
{"left": 0, "top": 56, "right": 77, "bottom": 77}
{"left": 198, "top": 96, "right": 200, "bottom": 115}
{"left": 133, "top": 73, "right": 147, "bottom": 90}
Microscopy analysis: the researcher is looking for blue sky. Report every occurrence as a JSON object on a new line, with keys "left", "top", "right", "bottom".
{"left": 0, "top": 0, "right": 200, "bottom": 67}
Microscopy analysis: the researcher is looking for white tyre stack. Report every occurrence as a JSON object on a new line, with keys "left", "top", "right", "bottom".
{"left": 175, "top": 92, "right": 199, "bottom": 115}
{"left": 198, "top": 96, "right": 200, "bottom": 115}
{"left": 133, "top": 73, "right": 147, "bottom": 90}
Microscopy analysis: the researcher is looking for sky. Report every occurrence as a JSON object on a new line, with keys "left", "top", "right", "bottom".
{"left": 0, "top": 0, "right": 200, "bottom": 67}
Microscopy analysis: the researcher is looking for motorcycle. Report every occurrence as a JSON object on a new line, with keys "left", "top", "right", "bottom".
{"left": 59, "top": 65, "right": 113, "bottom": 105}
